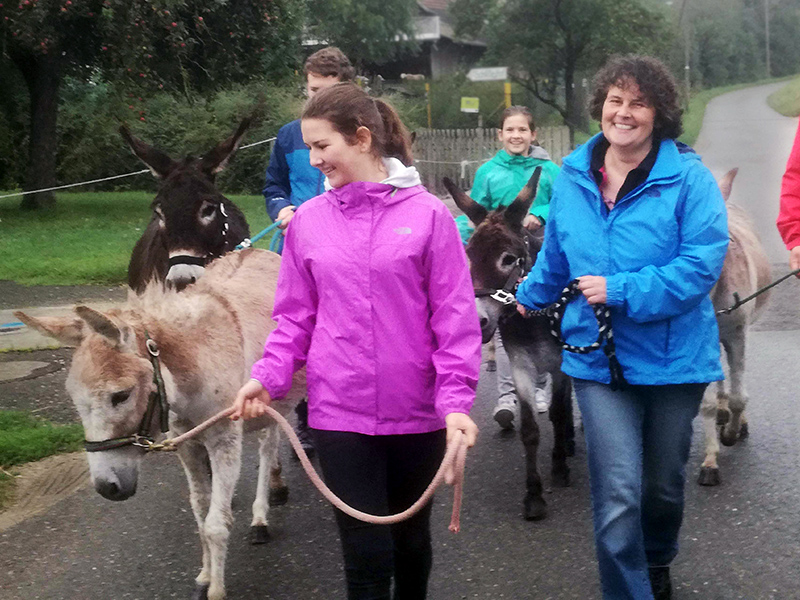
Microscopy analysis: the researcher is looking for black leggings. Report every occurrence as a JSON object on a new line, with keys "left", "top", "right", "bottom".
{"left": 312, "top": 428, "right": 447, "bottom": 600}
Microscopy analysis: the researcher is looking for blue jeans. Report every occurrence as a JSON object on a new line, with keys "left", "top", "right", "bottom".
{"left": 573, "top": 379, "right": 706, "bottom": 600}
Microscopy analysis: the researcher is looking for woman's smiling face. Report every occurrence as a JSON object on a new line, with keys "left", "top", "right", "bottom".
{"left": 601, "top": 81, "right": 656, "bottom": 155}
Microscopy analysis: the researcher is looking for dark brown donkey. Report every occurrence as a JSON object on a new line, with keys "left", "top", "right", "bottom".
{"left": 445, "top": 170, "right": 574, "bottom": 521}
{"left": 123, "top": 119, "right": 251, "bottom": 293}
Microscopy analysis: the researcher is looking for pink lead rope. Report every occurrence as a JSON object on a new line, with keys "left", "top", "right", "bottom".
{"left": 160, "top": 406, "right": 469, "bottom": 533}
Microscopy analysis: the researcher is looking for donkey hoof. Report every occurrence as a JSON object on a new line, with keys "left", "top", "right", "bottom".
{"left": 268, "top": 485, "right": 289, "bottom": 506}
{"left": 250, "top": 525, "right": 270, "bottom": 545}
{"left": 739, "top": 422, "right": 749, "bottom": 439}
{"left": 551, "top": 469, "right": 570, "bottom": 488}
{"left": 719, "top": 430, "right": 738, "bottom": 447}
{"left": 524, "top": 496, "right": 547, "bottom": 521}
{"left": 697, "top": 467, "right": 721, "bottom": 486}
{"left": 716, "top": 408, "right": 730, "bottom": 426}
{"left": 190, "top": 583, "right": 210, "bottom": 600}
{"left": 485, "top": 360, "right": 497, "bottom": 372}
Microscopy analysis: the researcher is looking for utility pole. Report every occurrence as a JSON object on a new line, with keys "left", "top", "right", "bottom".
{"left": 679, "top": 0, "right": 691, "bottom": 108}
{"left": 765, "top": 0, "right": 771, "bottom": 78}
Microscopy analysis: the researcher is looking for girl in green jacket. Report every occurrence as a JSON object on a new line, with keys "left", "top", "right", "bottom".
{"left": 456, "top": 106, "right": 561, "bottom": 243}
{"left": 457, "top": 106, "right": 561, "bottom": 428}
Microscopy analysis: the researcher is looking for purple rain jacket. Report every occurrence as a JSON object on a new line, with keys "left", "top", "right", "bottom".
{"left": 250, "top": 159, "right": 482, "bottom": 436}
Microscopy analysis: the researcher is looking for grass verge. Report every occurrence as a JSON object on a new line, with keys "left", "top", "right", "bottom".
{"left": 0, "top": 410, "right": 84, "bottom": 510}
{"left": 0, "top": 191, "right": 272, "bottom": 286}
{"left": 767, "top": 76, "right": 800, "bottom": 117}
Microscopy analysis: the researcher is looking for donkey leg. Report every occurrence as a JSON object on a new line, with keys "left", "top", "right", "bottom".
{"left": 548, "top": 372, "right": 571, "bottom": 488}
{"left": 519, "top": 398, "right": 546, "bottom": 520}
{"left": 177, "top": 441, "right": 214, "bottom": 591}
{"left": 269, "top": 459, "right": 289, "bottom": 506}
{"left": 250, "top": 424, "right": 282, "bottom": 544}
{"left": 204, "top": 429, "right": 243, "bottom": 600}
{"left": 698, "top": 384, "right": 722, "bottom": 486}
{"left": 508, "top": 351, "right": 547, "bottom": 520}
{"left": 721, "top": 331, "right": 748, "bottom": 447}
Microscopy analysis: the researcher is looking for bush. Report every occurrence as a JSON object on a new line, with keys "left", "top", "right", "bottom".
{"left": 54, "top": 77, "right": 304, "bottom": 195}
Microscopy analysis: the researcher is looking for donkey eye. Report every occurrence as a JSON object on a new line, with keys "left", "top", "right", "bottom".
{"left": 199, "top": 202, "right": 217, "bottom": 220}
{"left": 110, "top": 389, "right": 132, "bottom": 407}
{"left": 501, "top": 254, "right": 518, "bottom": 267}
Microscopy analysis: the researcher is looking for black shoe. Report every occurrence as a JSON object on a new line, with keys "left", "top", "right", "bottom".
{"left": 293, "top": 399, "right": 315, "bottom": 459}
{"left": 649, "top": 566, "right": 672, "bottom": 600}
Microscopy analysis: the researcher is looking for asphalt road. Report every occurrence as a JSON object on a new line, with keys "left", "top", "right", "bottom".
{"left": 2, "top": 83, "right": 800, "bottom": 600}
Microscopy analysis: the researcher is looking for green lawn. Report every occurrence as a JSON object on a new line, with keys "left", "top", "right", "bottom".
{"left": 767, "top": 75, "right": 800, "bottom": 117}
{"left": 0, "top": 410, "right": 85, "bottom": 510}
{"left": 0, "top": 191, "right": 272, "bottom": 285}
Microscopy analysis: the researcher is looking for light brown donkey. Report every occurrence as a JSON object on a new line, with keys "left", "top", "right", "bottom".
{"left": 698, "top": 169, "right": 772, "bottom": 486}
{"left": 16, "top": 248, "right": 305, "bottom": 600}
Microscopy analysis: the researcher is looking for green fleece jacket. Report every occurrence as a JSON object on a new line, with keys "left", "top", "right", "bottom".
{"left": 456, "top": 146, "right": 560, "bottom": 243}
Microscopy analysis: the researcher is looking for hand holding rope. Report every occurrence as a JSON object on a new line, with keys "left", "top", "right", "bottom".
{"left": 521, "top": 279, "right": 628, "bottom": 390}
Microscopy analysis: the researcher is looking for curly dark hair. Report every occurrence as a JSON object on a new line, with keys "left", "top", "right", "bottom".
{"left": 588, "top": 55, "right": 683, "bottom": 140}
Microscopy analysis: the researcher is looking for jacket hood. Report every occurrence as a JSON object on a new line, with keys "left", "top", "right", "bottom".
{"left": 493, "top": 147, "right": 552, "bottom": 168}
{"left": 324, "top": 157, "right": 421, "bottom": 192}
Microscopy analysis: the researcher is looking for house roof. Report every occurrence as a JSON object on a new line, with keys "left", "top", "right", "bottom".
{"left": 415, "top": 0, "right": 485, "bottom": 47}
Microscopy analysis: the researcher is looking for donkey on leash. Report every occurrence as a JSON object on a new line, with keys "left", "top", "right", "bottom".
{"left": 698, "top": 168, "right": 772, "bottom": 486}
{"left": 123, "top": 119, "right": 251, "bottom": 293}
{"left": 444, "top": 171, "right": 574, "bottom": 521}
{"left": 16, "top": 249, "right": 305, "bottom": 600}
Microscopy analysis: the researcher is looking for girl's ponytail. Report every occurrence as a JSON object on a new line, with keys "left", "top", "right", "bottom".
{"left": 374, "top": 99, "right": 413, "bottom": 166}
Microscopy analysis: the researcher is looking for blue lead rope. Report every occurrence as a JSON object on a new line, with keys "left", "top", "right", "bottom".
{"left": 236, "top": 220, "right": 284, "bottom": 251}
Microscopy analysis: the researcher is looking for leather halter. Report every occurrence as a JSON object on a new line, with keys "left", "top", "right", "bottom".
{"left": 166, "top": 203, "right": 243, "bottom": 270}
{"left": 83, "top": 334, "right": 171, "bottom": 453}
{"left": 473, "top": 234, "right": 534, "bottom": 306}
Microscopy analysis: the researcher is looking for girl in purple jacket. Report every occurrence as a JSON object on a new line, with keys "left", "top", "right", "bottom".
{"left": 231, "top": 83, "right": 482, "bottom": 599}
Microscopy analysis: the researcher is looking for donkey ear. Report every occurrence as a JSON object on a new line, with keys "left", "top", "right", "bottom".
{"left": 120, "top": 125, "right": 176, "bottom": 179}
{"left": 717, "top": 168, "right": 738, "bottom": 203}
{"left": 75, "top": 306, "right": 123, "bottom": 346}
{"left": 201, "top": 116, "right": 252, "bottom": 175}
{"left": 504, "top": 167, "right": 542, "bottom": 227}
{"left": 443, "top": 177, "right": 488, "bottom": 227}
{"left": 13, "top": 311, "right": 84, "bottom": 346}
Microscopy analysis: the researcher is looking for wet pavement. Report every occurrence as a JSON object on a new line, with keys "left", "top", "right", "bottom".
{"left": 1, "top": 83, "right": 800, "bottom": 599}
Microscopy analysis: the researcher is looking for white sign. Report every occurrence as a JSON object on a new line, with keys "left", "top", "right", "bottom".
{"left": 467, "top": 66, "right": 508, "bottom": 82}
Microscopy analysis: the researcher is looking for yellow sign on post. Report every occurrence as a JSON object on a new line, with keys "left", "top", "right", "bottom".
{"left": 504, "top": 82, "right": 512, "bottom": 108}
{"left": 460, "top": 97, "right": 480, "bottom": 113}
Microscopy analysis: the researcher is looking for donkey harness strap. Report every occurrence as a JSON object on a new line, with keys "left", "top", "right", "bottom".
{"left": 83, "top": 334, "right": 171, "bottom": 452}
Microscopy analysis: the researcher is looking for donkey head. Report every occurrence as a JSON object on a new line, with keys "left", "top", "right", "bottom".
{"left": 444, "top": 168, "right": 542, "bottom": 342}
{"left": 122, "top": 118, "right": 252, "bottom": 292}
{"left": 15, "top": 308, "right": 157, "bottom": 501}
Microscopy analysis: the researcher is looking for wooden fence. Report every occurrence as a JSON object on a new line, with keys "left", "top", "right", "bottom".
{"left": 411, "top": 126, "right": 571, "bottom": 196}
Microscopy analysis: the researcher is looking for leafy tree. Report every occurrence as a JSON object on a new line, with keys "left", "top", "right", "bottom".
{"left": 305, "top": 0, "right": 418, "bottom": 67}
{"left": 474, "top": 0, "right": 674, "bottom": 143}
{"left": 0, "top": 0, "right": 304, "bottom": 209}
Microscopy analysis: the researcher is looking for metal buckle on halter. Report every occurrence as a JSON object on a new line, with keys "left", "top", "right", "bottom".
{"left": 131, "top": 434, "right": 158, "bottom": 450}
{"left": 131, "top": 434, "right": 178, "bottom": 452}
{"left": 490, "top": 290, "right": 517, "bottom": 305}
{"left": 238, "top": 238, "right": 252, "bottom": 249}
{"left": 146, "top": 338, "right": 159, "bottom": 357}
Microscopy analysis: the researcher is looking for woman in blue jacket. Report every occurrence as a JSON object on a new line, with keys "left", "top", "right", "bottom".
{"left": 516, "top": 55, "right": 728, "bottom": 600}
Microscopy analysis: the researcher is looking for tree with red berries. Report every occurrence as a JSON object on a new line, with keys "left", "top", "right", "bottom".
{"left": 0, "top": 0, "right": 304, "bottom": 209}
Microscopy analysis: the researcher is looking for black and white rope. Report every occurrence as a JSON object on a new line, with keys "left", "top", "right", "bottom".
{"left": 524, "top": 279, "right": 628, "bottom": 390}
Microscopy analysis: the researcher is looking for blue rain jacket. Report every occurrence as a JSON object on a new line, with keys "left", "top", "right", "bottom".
{"left": 262, "top": 119, "right": 325, "bottom": 222}
{"left": 516, "top": 134, "right": 729, "bottom": 385}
